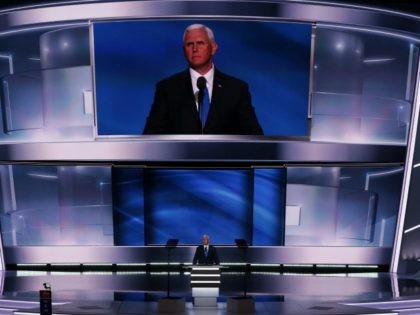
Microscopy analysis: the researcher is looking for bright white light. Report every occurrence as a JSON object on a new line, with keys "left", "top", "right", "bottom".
{"left": 27, "top": 173, "right": 58, "bottom": 179}
{"left": 351, "top": 265, "right": 378, "bottom": 269}
{"left": 192, "top": 267, "right": 221, "bottom": 271}
{"left": 335, "top": 42, "right": 344, "bottom": 51}
{"left": 316, "top": 264, "right": 346, "bottom": 268}
{"left": 404, "top": 224, "right": 420, "bottom": 234}
{"left": 363, "top": 58, "right": 395, "bottom": 63}
{"left": 116, "top": 271, "right": 147, "bottom": 275}
{"left": 283, "top": 264, "right": 313, "bottom": 267}
{"left": 191, "top": 280, "right": 220, "bottom": 284}
{"left": 339, "top": 176, "right": 351, "bottom": 180}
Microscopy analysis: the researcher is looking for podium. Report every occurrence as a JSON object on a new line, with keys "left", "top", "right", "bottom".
{"left": 190, "top": 265, "right": 222, "bottom": 307}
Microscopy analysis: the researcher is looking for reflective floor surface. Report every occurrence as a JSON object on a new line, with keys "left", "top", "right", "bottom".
{"left": 0, "top": 270, "right": 419, "bottom": 314}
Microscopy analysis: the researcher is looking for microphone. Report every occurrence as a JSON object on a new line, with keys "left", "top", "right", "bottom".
{"left": 197, "top": 76, "right": 206, "bottom": 105}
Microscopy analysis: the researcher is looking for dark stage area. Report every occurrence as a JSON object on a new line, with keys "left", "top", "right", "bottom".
{"left": 1, "top": 270, "right": 420, "bottom": 314}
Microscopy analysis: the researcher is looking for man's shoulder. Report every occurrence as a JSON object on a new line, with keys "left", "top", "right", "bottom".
{"left": 158, "top": 70, "right": 189, "bottom": 85}
{"left": 215, "top": 69, "right": 248, "bottom": 87}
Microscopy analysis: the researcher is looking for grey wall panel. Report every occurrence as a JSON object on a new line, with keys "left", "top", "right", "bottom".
{"left": 1, "top": 272, "right": 393, "bottom": 298}
{"left": 3, "top": 246, "right": 391, "bottom": 265}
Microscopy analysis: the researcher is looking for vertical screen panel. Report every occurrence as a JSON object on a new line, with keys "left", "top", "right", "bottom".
{"left": 253, "top": 168, "right": 286, "bottom": 245}
{"left": 112, "top": 167, "right": 287, "bottom": 246}
{"left": 113, "top": 167, "right": 145, "bottom": 246}
{"left": 144, "top": 169, "right": 254, "bottom": 245}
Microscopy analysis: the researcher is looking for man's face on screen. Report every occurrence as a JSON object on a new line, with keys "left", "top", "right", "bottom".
{"left": 202, "top": 235, "right": 209, "bottom": 245}
{"left": 183, "top": 28, "right": 218, "bottom": 74}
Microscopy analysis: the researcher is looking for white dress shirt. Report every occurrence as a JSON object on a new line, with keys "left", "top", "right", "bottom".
{"left": 189, "top": 66, "right": 215, "bottom": 110}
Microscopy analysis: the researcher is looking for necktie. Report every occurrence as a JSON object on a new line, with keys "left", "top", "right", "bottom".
{"left": 204, "top": 246, "right": 208, "bottom": 257}
{"left": 201, "top": 86, "right": 210, "bottom": 125}
{"left": 197, "top": 77, "right": 210, "bottom": 126}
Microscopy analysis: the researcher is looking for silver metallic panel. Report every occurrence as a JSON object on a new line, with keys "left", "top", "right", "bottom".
{"left": 392, "top": 55, "right": 420, "bottom": 274}
{"left": 0, "top": 272, "right": 394, "bottom": 299}
{"left": 0, "top": 1, "right": 420, "bottom": 38}
{"left": 0, "top": 140, "right": 405, "bottom": 162}
{"left": 3, "top": 245, "right": 391, "bottom": 265}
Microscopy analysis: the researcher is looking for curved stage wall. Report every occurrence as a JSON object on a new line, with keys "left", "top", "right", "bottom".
{"left": 0, "top": 0, "right": 419, "bottom": 273}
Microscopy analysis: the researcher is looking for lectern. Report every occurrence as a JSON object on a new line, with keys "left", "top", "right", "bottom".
{"left": 190, "top": 265, "right": 221, "bottom": 307}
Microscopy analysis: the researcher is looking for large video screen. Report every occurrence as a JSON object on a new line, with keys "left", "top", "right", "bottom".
{"left": 94, "top": 20, "right": 312, "bottom": 136}
{"left": 113, "top": 167, "right": 286, "bottom": 245}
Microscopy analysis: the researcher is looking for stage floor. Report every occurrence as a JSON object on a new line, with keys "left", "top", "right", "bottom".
{"left": 0, "top": 270, "right": 419, "bottom": 314}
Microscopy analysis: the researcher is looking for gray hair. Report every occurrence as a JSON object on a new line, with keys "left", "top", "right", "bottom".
{"left": 183, "top": 24, "right": 216, "bottom": 43}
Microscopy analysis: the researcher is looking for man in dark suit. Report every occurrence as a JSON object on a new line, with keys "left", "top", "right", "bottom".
{"left": 143, "top": 23, "right": 263, "bottom": 135}
{"left": 193, "top": 234, "right": 219, "bottom": 265}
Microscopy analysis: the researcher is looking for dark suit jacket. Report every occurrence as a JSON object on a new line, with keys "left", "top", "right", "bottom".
{"left": 143, "top": 69, "right": 263, "bottom": 135}
{"left": 193, "top": 245, "right": 220, "bottom": 265}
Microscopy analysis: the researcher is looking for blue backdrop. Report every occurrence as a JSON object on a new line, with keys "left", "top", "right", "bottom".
{"left": 93, "top": 20, "right": 312, "bottom": 136}
{"left": 113, "top": 167, "right": 286, "bottom": 246}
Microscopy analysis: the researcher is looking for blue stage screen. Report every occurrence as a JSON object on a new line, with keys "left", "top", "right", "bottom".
{"left": 113, "top": 167, "right": 145, "bottom": 246}
{"left": 93, "top": 20, "right": 312, "bottom": 136}
{"left": 144, "top": 169, "right": 254, "bottom": 245}
{"left": 253, "top": 168, "right": 286, "bottom": 245}
{"left": 112, "top": 167, "right": 286, "bottom": 246}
